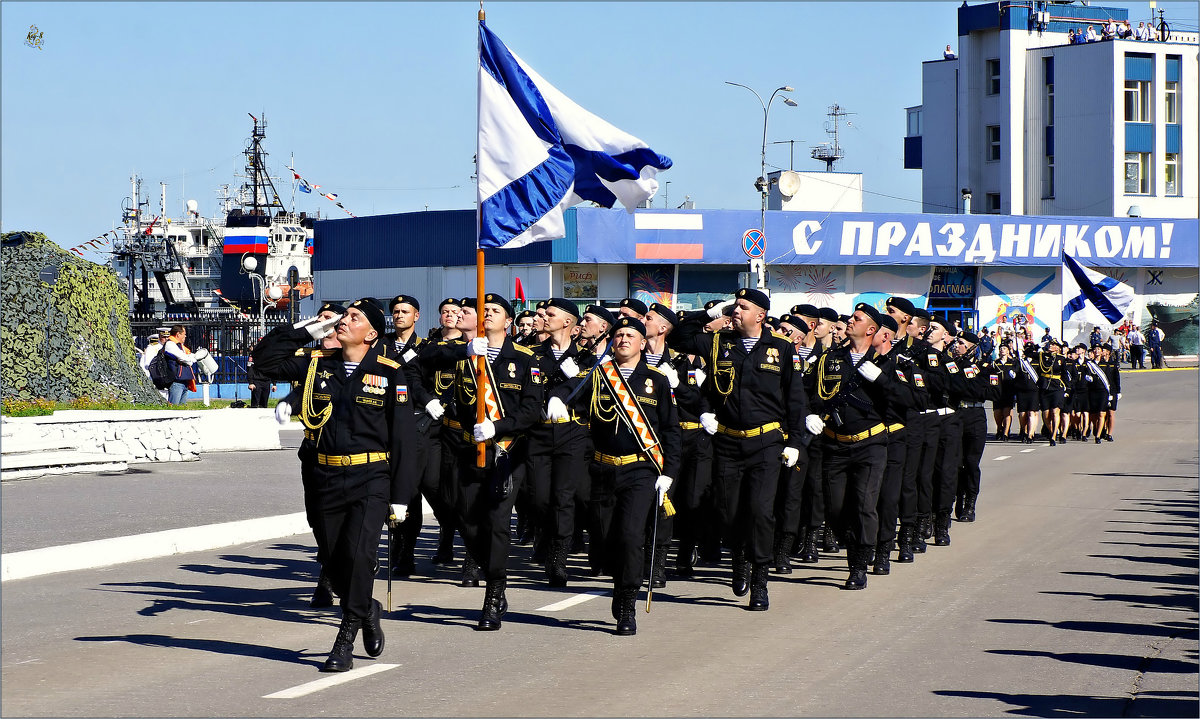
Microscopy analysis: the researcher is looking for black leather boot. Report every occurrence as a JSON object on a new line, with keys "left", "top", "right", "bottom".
{"left": 954, "top": 495, "right": 966, "bottom": 521}
{"left": 748, "top": 563, "right": 770, "bottom": 611}
{"left": 614, "top": 587, "right": 638, "bottom": 636}
{"left": 934, "top": 511, "right": 952, "bottom": 546}
{"left": 821, "top": 524, "right": 840, "bottom": 554}
{"left": 873, "top": 541, "right": 891, "bottom": 575}
{"left": 773, "top": 532, "right": 794, "bottom": 574}
{"left": 896, "top": 524, "right": 915, "bottom": 563}
{"left": 321, "top": 613, "right": 362, "bottom": 672}
{"left": 914, "top": 514, "right": 930, "bottom": 553}
{"left": 961, "top": 494, "right": 977, "bottom": 522}
{"left": 731, "top": 547, "right": 751, "bottom": 597}
{"left": 843, "top": 546, "right": 868, "bottom": 590}
{"left": 461, "top": 553, "right": 481, "bottom": 588}
{"left": 547, "top": 539, "right": 569, "bottom": 588}
{"left": 391, "top": 538, "right": 415, "bottom": 577}
{"left": 675, "top": 539, "right": 696, "bottom": 578}
{"left": 310, "top": 570, "right": 335, "bottom": 608}
{"left": 362, "top": 598, "right": 385, "bottom": 658}
{"left": 650, "top": 545, "right": 668, "bottom": 589}
{"left": 476, "top": 579, "right": 508, "bottom": 631}
{"left": 797, "top": 527, "right": 819, "bottom": 564}
{"left": 432, "top": 525, "right": 455, "bottom": 565}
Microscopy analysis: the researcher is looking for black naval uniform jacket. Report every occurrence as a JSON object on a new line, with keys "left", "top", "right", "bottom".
{"left": 862, "top": 350, "right": 926, "bottom": 426}
{"left": 808, "top": 346, "right": 897, "bottom": 437}
{"left": 647, "top": 349, "right": 709, "bottom": 422}
{"left": 555, "top": 360, "right": 682, "bottom": 480}
{"left": 530, "top": 339, "right": 596, "bottom": 431}
{"left": 251, "top": 325, "right": 419, "bottom": 504}
{"left": 954, "top": 355, "right": 1004, "bottom": 405}
{"left": 894, "top": 335, "right": 949, "bottom": 410}
{"left": 383, "top": 331, "right": 435, "bottom": 417}
{"left": 669, "top": 313, "right": 808, "bottom": 451}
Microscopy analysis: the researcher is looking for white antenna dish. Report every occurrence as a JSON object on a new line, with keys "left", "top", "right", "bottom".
{"left": 186, "top": 199, "right": 199, "bottom": 214}
{"left": 778, "top": 171, "right": 801, "bottom": 198}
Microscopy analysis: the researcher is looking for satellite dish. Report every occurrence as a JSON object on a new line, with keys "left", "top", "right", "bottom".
{"left": 778, "top": 171, "right": 801, "bottom": 198}
{"left": 186, "top": 199, "right": 199, "bottom": 214}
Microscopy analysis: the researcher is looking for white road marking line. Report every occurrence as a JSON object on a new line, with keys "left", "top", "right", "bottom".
{"left": 263, "top": 663, "right": 399, "bottom": 699}
{"left": 537, "top": 591, "right": 606, "bottom": 612}
{"left": 13, "top": 658, "right": 42, "bottom": 665}
{"left": 186, "top": 618, "right": 212, "bottom": 625}
{"left": 1020, "top": 448, "right": 1037, "bottom": 453}
{"left": 994, "top": 455, "right": 1011, "bottom": 461}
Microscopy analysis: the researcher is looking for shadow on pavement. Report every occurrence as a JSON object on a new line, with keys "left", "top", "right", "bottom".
{"left": 75, "top": 634, "right": 326, "bottom": 669}
{"left": 932, "top": 689, "right": 1198, "bottom": 717}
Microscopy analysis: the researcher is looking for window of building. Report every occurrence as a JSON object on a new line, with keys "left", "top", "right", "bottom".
{"left": 1124, "top": 80, "right": 1151, "bottom": 122}
{"left": 1043, "top": 155, "right": 1055, "bottom": 199}
{"left": 1044, "top": 57, "right": 1054, "bottom": 123}
{"left": 1165, "top": 153, "right": 1180, "bottom": 196}
{"left": 986, "top": 59, "right": 1001, "bottom": 95}
{"left": 906, "top": 107, "right": 922, "bottom": 137}
{"left": 986, "top": 193, "right": 1001, "bottom": 214}
{"left": 1165, "top": 81, "right": 1178, "bottom": 124}
{"left": 986, "top": 125, "right": 1001, "bottom": 161}
{"left": 1125, "top": 152, "right": 1151, "bottom": 194}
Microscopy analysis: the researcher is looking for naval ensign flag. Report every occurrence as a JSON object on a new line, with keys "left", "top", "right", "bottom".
{"left": 477, "top": 21, "right": 673, "bottom": 250}
{"left": 1061, "top": 252, "right": 1135, "bottom": 327}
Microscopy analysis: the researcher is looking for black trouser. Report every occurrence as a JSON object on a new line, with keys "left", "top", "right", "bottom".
{"left": 933, "top": 412, "right": 964, "bottom": 514}
{"left": 308, "top": 464, "right": 390, "bottom": 620}
{"left": 916, "top": 412, "right": 943, "bottom": 516}
{"left": 799, "top": 440, "right": 825, "bottom": 531}
{"left": 956, "top": 407, "right": 988, "bottom": 500}
{"left": 668, "top": 428, "right": 713, "bottom": 551}
{"left": 1130, "top": 345, "right": 1144, "bottom": 369}
{"left": 899, "top": 412, "right": 925, "bottom": 525}
{"left": 877, "top": 427, "right": 908, "bottom": 545}
{"left": 249, "top": 383, "right": 271, "bottom": 408}
{"left": 591, "top": 460, "right": 656, "bottom": 590}
{"left": 712, "top": 432, "right": 783, "bottom": 564}
{"left": 821, "top": 434, "right": 887, "bottom": 547}
{"left": 455, "top": 443, "right": 525, "bottom": 580}
{"left": 527, "top": 424, "right": 590, "bottom": 545}
{"left": 774, "top": 445, "right": 809, "bottom": 538}
{"left": 395, "top": 425, "right": 456, "bottom": 560}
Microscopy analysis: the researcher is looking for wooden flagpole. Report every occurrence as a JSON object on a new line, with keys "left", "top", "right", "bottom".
{"left": 475, "top": 3, "right": 488, "bottom": 468}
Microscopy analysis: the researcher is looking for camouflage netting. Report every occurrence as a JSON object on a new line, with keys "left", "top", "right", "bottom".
{"left": 1, "top": 231, "right": 163, "bottom": 403}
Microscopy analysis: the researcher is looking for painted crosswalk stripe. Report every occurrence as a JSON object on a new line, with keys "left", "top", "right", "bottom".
{"left": 263, "top": 664, "right": 399, "bottom": 699}
{"left": 1020, "top": 448, "right": 1037, "bottom": 453}
{"left": 537, "top": 591, "right": 606, "bottom": 612}
{"left": 994, "top": 456, "right": 1011, "bottom": 461}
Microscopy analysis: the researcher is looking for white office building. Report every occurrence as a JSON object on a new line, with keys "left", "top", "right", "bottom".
{"left": 905, "top": 1, "right": 1197, "bottom": 220}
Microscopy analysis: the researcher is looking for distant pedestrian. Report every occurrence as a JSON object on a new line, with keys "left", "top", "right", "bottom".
{"left": 246, "top": 356, "right": 275, "bottom": 408}
{"left": 1146, "top": 321, "right": 1165, "bottom": 369}
{"left": 1127, "top": 326, "right": 1145, "bottom": 369}
{"left": 163, "top": 325, "right": 197, "bottom": 405}
{"left": 943, "top": 44, "right": 956, "bottom": 60}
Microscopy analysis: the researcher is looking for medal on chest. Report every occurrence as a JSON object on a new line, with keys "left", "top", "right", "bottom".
{"left": 362, "top": 374, "right": 389, "bottom": 395}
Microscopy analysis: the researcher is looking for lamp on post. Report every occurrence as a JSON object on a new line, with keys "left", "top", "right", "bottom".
{"left": 241, "top": 254, "right": 282, "bottom": 342}
{"left": 726, "top": 82, "right": 797, "bottom": 289}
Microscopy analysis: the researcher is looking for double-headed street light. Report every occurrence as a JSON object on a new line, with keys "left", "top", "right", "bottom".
{"left": 726, "top": 82, "right": 796, "bottom": 289}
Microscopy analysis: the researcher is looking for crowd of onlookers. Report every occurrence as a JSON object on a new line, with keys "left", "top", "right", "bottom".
{"left": 1068, "top": 19, "right": 1157, "bottom": 44}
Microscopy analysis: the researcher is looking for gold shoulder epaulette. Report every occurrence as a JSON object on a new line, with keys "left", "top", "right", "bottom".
{"left": 770, "top": 330, "right": 791, "bottom": 342}
{"left": 297, "top": 348, "right": 335, "bottom": 357}
{"left": 411, "top": 336, "right": 425, "bottom": 346}
{"left": 376, "top": 355, "right": 400, "bottom": 369}
{"left": 310, "top": 349, "right": 335, "bottom": 358}
{"left": 293, "top": 348, "right": 308, "bottom": 356}
{"left": 646, "top": 364, "right": 666, "bottom": 377}
{"left": 512, "top": 343, "right": 534, "bottom": 356}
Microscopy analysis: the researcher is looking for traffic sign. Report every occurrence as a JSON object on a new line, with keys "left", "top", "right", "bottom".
{"left": 742, "top": 228, "right": 765, "bottom": 259}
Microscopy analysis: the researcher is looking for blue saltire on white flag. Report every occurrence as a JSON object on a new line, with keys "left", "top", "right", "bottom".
{"left": 477, "top": 21, "right": 672, "bottom": 250}
{"left": 1061, "top": 252, "right": 1135, "bottom": 326}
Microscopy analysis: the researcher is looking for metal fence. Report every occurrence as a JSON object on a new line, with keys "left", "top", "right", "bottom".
{"left": 130, "top": 312, "right": 292, "bottom": 387}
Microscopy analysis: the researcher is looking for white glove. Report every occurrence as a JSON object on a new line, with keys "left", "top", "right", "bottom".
{"left": 389, "top": 504, "right": 408, "bottom": 523}
{"left": 1085, "top": 375, "right": 1093, "bottom": 382}
{"left": 857, "top": 361, "right": 882, "bottom": 382}
{"left": 707, "top": 299, "right": 735, "bottom": 319}
{"left": 304, "top": 314, "right": 342, "bottom": 341}
{"left": 1108, "top": 395, "right": 1114, "bottom": 402}
{"left": 1008, "top": 370, "right": 1016, "bottom": 378}
{"left": 805, "top": 414, "right": 825, "bottom": 435}
{"left": 467, "top": 337, "right": 489, "bottom": 357}
{"left": 425, "top": 399, "right": 445, "bottom": 420}
{"left": 1117, "top": 393, "right": 1122, "bottom": 400}
{"left": 660, "top": 364, "right": 680, "bottom": 388}
{"left": 655, "top": 475, "right": 673, "bottom": 504}
{"left": 546, "top": 396, "right": 569, "bottom": 422}
{"left": 781, "top": 447, "right": 800, "bottom": 468}
{"left": 473, "top": 420, "right": 496, "bottom": 442}
{"left": 292, "top": 316, "right": 318, "bottom": 330}
{"left": 559, "top": 357, "right": 580, "bottom": 378}
{"left": 693, "top": 368, "right": 707, "bottom": 387}
{"left": 699, "top": 412, "right": 719, "bottom": 435}
{"left": 274, "top": 401, "right": 292, "bottom": 425}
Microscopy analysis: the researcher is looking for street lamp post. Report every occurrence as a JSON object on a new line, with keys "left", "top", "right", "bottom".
{"left": 241, "top": 254, "right": 282, "bottom": 342}
{"left": 725, "top": 82, "right": 797, "bottom": 289}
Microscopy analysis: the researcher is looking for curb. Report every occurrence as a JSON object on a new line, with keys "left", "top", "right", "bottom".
{"left": 1, "top": 512, "right": 311, "bottom": 582}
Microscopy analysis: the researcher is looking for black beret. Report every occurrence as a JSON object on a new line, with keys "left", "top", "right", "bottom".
{"left": 648, "top": 302, "right": 679, "bottom": 328}
{"left": 885, "top": 296, "right": 916, "bottom": 316}
{"left": 778, "top": 314, "right": 808, "bottom": 335}
{"left": 930, "top": 314, "right": 957, "bottom": 336}
{"left": 439, "top": 297, "right": 461, "bottom": 310}
{"left": 318, "top": 302, "right": 346, "bottom": 316}
{"left": 516, "top": 310, "right": 535, "bottom": 322}
{"left": 854, "top": 303, "right": 884, "bottom": 329}
{"left": 677, "top": 310, "right": 688, "bottom": 322}
{"left": 703, "top": 298, "right": 726, "bottom": 311}
{"left": 459, "top": 297, "right": 476, "bottom": 309}
{"left": 613, "top": 316, "right": 646, "bottom": 336}
{"left": 620, "top": 298, "right": 648, "bottom": 316}
{"left": 349, "top": 297, "right": 388, "bottom": 338}
{"left": 584, "top": 304, "right": 616, "bottom": 326}
{"left": 389, "top": 294, "right": 420, "bottom": 312}
{"left": 878, "top": 315, "right": 899, "bottom": 333}
{"left": 792, "top": 303, "right": 820, "bottom": 319}
{"left": 910, "top": 307, "right": 931, "bottom": 320}
{"left": 959, "top": 330, "right": 980, "bottom": 345}
{"left": 536, "top": 300, "right": 549, "bottom": 310}
{"left": 765, "top": 316, "right": 781, "bottom": 331}
{"left": 838, "top": 314, "right": 851, "bottom": 324}
{"left": 545, "top": 297, "right": 580, "bottom": 320}
{"left": 735, "top": 287, "right": 770, "bottom": 311}
{"left": 483, "top": 293, "right": 514, "bottom": 318}
{"left": 817, "top": 307, "right": 839, "bottom": 323}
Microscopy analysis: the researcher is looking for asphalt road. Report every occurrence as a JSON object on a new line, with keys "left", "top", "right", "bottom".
{"left": 2, "top": 369, "right": 1197, "bottom": 717}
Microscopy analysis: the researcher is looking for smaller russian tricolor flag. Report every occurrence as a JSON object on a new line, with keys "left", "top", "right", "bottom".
{"left": 396, "top": 385, "right": 408, "bottom": 403}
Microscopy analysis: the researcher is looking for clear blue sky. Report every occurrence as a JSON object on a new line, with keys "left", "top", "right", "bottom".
{"left": 3, "top": 1, "right": 1195, "bottom": 260}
